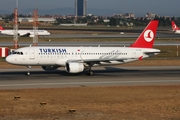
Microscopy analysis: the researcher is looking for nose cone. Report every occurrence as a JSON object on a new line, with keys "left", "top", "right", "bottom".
{"left": 6, "top": 56, "right": 15, "bottom": 64}
{"left": 5, "top": 56, "right": 11, "bottom": 63}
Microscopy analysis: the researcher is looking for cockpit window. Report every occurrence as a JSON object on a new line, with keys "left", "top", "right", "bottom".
{"left": 11, "top": 51, "right": 23, "bottom": 55}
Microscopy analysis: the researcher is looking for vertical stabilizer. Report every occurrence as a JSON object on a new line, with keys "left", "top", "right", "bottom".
{"left": 0, "top": 26, "right": 4, "bottom": 30}
{"left": 171, "top": 21, "right": 179, "bottom": 31}
{"left": 130, "top": 20, "right": 159, "bottom": 48}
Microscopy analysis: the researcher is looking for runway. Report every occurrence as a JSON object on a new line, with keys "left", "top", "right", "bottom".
{"left": 0, "top": 66, "right": 180, "bottom": 90}
{"left": 40, "top": 33, "right": 180, "bottom": 38}
{"left": 1, "top": 32, "right": 180, "bottom": 38}
{"left": 1, "top": 32, "right": 180, "bottom": 47}
{"left": 1, "top": 41, "right": 180, "bottom": 47}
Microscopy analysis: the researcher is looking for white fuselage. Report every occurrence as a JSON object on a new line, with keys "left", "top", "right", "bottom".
{"left": 0, "top": 29, "right": 50, "bottom": 37}
{"left": 6, "top": 46, "right": 160, "bottom": 66}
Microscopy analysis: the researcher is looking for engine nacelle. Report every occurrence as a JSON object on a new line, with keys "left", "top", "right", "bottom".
{"left": 65, "top": 62, "right": 84, "bottom": 73}
{"left": 42, "top": 66, "right": 59, "bottom": 71}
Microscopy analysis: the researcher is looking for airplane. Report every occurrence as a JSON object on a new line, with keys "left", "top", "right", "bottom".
{"left": 0, "top": 26, "right": 50, "bottom": 37}
{"left": 5, "top": 20, "right": 160, "bottom": 76}
{"left": 171, "top": 21, "right": 180, "bottom": 34}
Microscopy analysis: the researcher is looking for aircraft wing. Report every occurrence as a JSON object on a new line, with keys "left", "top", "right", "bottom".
{"left": 67, "top": 58, "right": 132, "bottom": 64}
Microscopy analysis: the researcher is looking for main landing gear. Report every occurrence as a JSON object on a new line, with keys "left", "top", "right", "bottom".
{"left": 27, "top": 66, "right": 31, "bottom": 76}
{"left": 86, "top": 64, "right": 94, "bottom": 76}
{"left": 87, "top": 70, "right": 94, "bottom": 76}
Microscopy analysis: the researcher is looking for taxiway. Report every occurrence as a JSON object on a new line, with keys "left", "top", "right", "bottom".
{"left": 0, "top": 66, "right": 180, "bottom": 89}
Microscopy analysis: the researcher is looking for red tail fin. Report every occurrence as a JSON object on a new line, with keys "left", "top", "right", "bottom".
{"left": 0, "top": 26, "right": 4, "bottom": 30}
{"left": 171, "top": 21, "right": 179, "bottom": 31}
{"left": 130, "top": 20, "right": 159, "bottom": 48}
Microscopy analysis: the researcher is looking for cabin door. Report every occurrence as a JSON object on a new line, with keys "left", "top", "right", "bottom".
{"left": 29, "top": 48, "right": 35, "bottom": 59}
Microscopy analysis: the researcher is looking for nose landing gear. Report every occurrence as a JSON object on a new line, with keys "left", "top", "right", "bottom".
{"left": 27, "top": 66, "right": 31, "bottom": 76}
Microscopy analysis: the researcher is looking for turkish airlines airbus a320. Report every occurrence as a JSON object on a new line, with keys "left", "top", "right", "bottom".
{"left": 6, "top": 20, "right": 160, "bottom": 76}
{"left": 0, "top": 26, "right": 50, "bottom": 37}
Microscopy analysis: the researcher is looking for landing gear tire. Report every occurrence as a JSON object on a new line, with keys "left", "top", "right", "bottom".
{"left": 86, "top": 64, "right": 94, "bottom": 76}
{"left": 87, "top": 71, "right": 94, "bottom": 76}
{"left": 27, "top": 72, "right": 30, "bottom": 76}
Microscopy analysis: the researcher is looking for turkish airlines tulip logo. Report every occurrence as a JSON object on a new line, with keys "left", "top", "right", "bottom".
{"left": 144, "top": 30, "right": 154, "bottom": 42}
{"left": 173, "top": 25, "right": 177, "bottom": 29}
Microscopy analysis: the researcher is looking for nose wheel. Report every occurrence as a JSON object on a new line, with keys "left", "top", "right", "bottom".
{"left": 27, "top": 72, "right": 30, "bottom": 76}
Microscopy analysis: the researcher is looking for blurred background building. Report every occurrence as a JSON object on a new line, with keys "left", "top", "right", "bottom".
{"left": 75, "top": 0, "right": 87, "bottom": 16}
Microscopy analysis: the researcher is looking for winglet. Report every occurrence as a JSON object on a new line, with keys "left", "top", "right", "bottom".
{"left": 129, "top": 20, "right": 159, "bottom": 48}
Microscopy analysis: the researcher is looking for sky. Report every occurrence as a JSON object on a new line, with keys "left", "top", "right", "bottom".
{"left": 0, "top": 0, "right": 180, "bottom": 16}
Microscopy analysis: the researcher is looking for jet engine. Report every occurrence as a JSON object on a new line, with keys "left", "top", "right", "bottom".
{"left": 65, "top": 62, "right": 84, "bottom": 73}
{"left": 42, "top": 66, "right": 59, "bottom": 71}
